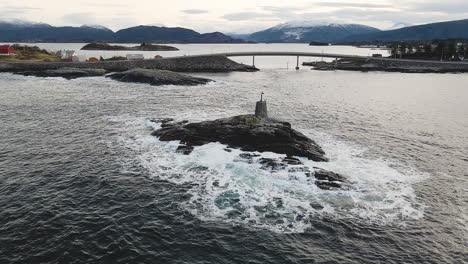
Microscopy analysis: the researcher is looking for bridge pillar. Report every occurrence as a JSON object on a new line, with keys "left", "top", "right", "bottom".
{"left": 295, "top": 56, "right": 300, "bottom": 70}
{"left": 252, "top": 56, "right": 255, "bottom": 67}
{"left": 335, "top": 58, "right": 338, "bottom": 68}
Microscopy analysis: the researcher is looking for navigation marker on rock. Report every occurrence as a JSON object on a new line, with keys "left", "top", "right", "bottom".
{"left": 255, "top": 92, "right": 268, "bottom": 119}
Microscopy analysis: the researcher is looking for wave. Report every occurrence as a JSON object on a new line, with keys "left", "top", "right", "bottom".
{"left": 106, "top": 114, "right": 428, "bottom": 233}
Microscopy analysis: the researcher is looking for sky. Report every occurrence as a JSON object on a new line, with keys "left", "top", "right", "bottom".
{"left": 1, "top": 0, "right": 468, "bottom": 33}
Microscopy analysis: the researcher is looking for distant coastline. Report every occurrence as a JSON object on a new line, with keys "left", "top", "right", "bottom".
{"left": 81, "top": 43, "right": 179, "bottom": 51}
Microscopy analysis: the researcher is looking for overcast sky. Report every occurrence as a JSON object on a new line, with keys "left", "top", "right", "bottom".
{"left": 1, "top": 0, "right": 468, "bottom": 33}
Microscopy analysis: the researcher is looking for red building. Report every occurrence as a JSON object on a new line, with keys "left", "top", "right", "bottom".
{"left": 0, "top": 45, "right": 15, "bottom": 55}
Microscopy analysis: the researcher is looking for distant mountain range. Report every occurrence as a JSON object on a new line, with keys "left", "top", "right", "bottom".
{"left": 0, "top": 19, "right": 245, "bottom": 43}
{"left": 247, "top": 21, "right": 381, "bottom": 43}
{"left": 341, "top": 19, "right": 468, "bottom": 42}
{"left": 2, "top": 18, "right": 468, "bottom": 44}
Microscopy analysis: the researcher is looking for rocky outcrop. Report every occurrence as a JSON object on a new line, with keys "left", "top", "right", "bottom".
{"left": 303, "top": 58, "right": 468, "bottom": 73}
{"left": 15, "top": 67, "right": 106, "bottom": 79}
{"left": 0, "top": 55, "right": 259, "bottom": 73}
{"left": 150, "top": 116, "right": 355, "bottom": 190}
{"left": 106, "top": 68, "right": 212, "bottom": 86}
{"left": 152, "top": 115, "right": 328, "bottom": 162}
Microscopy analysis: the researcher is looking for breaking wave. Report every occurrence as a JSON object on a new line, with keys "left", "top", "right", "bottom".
{"left": 107, "top": 114, "right": 428, "bottom": 233}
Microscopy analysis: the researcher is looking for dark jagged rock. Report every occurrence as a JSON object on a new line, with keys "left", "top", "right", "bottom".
{"left": 306, "top": 168, "right": 350, "bottom": 190}
{"left": 106, "top": 68, "right": 213, "bottom": 86}
{"left": 152, "top": 115, "right": 328, "bottom": 161}
{"left": 239, "top": 153, "right": 261, "bottom": 159}
{"left": 281, "top": 156, "right": 303, "bottom": 165}
{"left": 176, "top": 144, "right": 194, "bottom": 155}
{"left": 15, "top": 67, "right": 106, "bottom": 79}
{"left": 235, "top": 153, "right": 350, "bottom": 190}
{"left": 259, "top": 158, "right": 287, "bottom": 171}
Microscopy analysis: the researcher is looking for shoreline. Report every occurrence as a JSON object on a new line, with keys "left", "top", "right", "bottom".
{"left": 0, "top": 55, "right": 258, "bottom": 73}
{"left": 303, "top": 58, "right": 468, "bottom": 73}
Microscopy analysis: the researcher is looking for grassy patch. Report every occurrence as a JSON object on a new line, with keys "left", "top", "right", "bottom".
{"left": 0, "top": 45, "right": 61, "bottom": 62}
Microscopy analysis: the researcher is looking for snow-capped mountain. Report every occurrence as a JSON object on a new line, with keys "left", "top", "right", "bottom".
{"left": 0, "top": 20, "right": 115, "bottom": 42}
{"left": 271, "top": 21, "right": 336, "bottom": 30}
{"left": 0, "top": 18, "right": 52, "bottom": 29}
{"left": 247, "top": 21, "right": 381, "bottom": 43}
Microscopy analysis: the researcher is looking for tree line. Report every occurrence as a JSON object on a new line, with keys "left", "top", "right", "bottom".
{"left": 389, "top": 39, "right": 468, "bottom": 61}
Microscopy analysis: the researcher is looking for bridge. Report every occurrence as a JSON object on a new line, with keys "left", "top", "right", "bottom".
{"left": 177, "top": 51, "right": 467, "bottom": 70}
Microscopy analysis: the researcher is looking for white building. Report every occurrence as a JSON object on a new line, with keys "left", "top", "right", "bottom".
{"left": 126, "top": 54, "right": 144, "bottom": 60}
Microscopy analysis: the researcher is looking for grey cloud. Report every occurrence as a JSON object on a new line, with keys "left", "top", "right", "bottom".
{"left": 87, "top": 3, "right": 128, "bottom": 8}
{"left": 406, "top": 2, "right": 468, "bottom": 14}
{"left": 2, "top": 6, "right": 41, "bottom": 10}
{"left": 62, "top": 13, "right": 98, "bottom": 25}
{"left": 0, "top": 5, "right": 41, "bottom": 15}
{"left": 299, "top": 6, "right": 468, "bottom": 28}
{"left": 261, "top": 6, "right": 301, "bottom": 12}
{"left": 315, "top": 2, "right": 392, "bottom": 9}
{"left": 223, "top": 12, "right": 275, "bottom": 21}
{"left": 182, "top": 9, "right": 209, "bottom": 14}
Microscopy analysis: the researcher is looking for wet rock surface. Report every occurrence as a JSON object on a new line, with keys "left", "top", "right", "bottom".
{"left": 308, "top": 168, "right": 350, "bottom": 190}
{"left": 15, "top": 67, "right": 106, "bottom": 79}
{"left": 236, "top": 153, "right": 350, "bottom": 190}
{"left": 150, "top": 116, "right": 351, "bottom": 190}
{"left": 151, "top": 115, "right": 328, "bottom": 161}
{"left": 106, "top": 68, "right": 213, "bottom": 86}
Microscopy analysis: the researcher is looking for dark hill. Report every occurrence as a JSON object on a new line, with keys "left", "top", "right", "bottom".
{"left": 0, "top": 22, "right": 245, "bottom": 43}
{"left": 0, "top": 24, "right": 114, "bottom": 42}
{"left": 343, "top": 19, "right": 468, "bottom": 42}
{"left": 114, "top": 26, "right": 200, "bottom": 42}
{"left": 188, "top": 32, "right": 245, "bottom": 43}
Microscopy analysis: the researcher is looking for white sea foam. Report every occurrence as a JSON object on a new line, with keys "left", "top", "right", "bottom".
{"left": 107, "top": 115, "right": 428, "bottom": 233}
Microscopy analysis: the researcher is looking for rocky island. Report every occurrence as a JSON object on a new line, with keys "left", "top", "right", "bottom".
{"left": 151, "top": 98, "right": 351, "bottom": 190}
{"left": 153, "top": 114, "right": 327, "bottom": 161}
{"left": 16, "top": 67, "right": 106, "bottom": 79}
{"left": 107, "top": 68, "right": 212, "bottom": 86}
{"left": 81, "top": 42, "right": 179, "bottom": 51}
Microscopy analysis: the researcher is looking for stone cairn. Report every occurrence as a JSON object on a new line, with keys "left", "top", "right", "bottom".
{"left": 255, "top": 92, "right": 268, "bottom": 119}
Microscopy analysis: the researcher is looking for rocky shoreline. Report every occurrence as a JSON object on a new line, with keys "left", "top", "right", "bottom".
{"left": 150, "top": 114, "right": 351, "bottom": 190}
{"left": 0, "top": 55, "right": 258, "bottom": 73}
{"left": 15, "top": 67, "right": 107, "bottom": 79}
{"left": 152, "top": 115, "right": 328, "bottom": 161}
{"left": 303, "top": 58, "right": 468, "bottom": 73}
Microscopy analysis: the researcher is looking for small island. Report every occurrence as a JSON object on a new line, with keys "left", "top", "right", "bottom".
{"left": 106, "top": 68, "right": 213, "bottom": 86}
{"left": 150, "top": 98, "right": 351, "bottom": 190}
{"left": 81, "top": 42, "right": 179, "bottom": 51}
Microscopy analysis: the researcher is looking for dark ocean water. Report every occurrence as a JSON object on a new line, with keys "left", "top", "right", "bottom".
{"left": 0, "top": 68, "right": 467, "bottom": 263}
